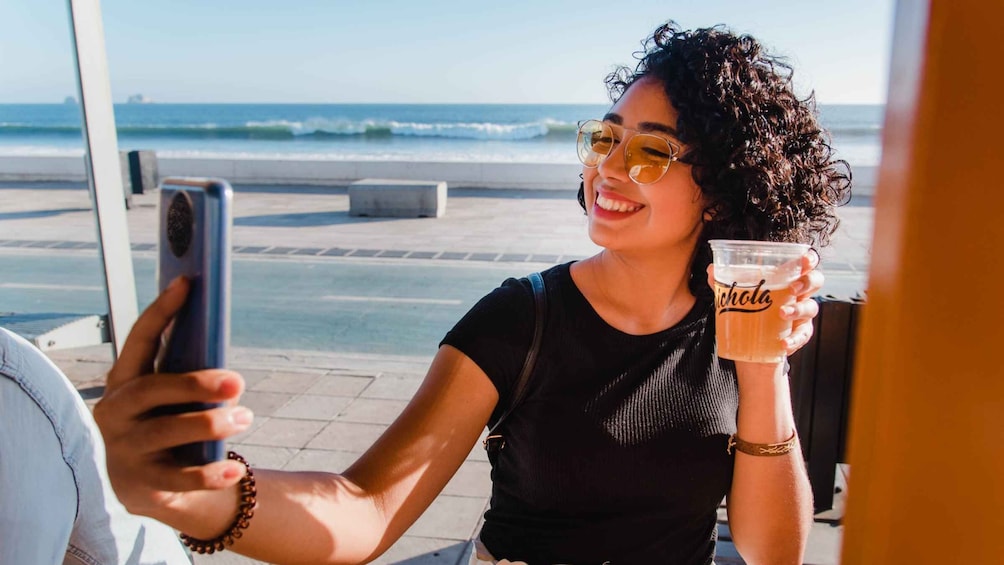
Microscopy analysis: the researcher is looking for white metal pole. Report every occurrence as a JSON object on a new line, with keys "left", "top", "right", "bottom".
{"left": 66, "top": 0, "right": 138, "bottom": 357}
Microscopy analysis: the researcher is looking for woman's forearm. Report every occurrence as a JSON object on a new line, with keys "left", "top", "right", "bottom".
{"left": 727, "top": 363, "right": 814, "bottom": 565}
{"left": 158, "top": 469, "right": 390, "bottom": 564}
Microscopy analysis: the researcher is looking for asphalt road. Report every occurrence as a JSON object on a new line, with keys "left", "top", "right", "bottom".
{"left": 0, "top": 250, "right": 534, "bottom": 357}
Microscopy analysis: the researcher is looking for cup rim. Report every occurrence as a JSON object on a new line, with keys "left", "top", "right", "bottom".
{"left": 707, "top": 239, "right": 810, "bottom": 253}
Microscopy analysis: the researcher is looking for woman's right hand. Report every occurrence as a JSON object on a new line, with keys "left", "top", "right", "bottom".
{"left": 93, "top": 277, "right": 253, "bottom": 520}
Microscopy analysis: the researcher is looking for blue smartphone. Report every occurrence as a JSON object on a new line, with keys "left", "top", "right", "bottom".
{"left": 155, "top": 177, "right": 232, "bottom": 466}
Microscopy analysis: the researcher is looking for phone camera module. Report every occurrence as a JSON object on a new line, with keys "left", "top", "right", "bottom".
{"left": 166, "top": 191, "right": 194, "bottom": 258}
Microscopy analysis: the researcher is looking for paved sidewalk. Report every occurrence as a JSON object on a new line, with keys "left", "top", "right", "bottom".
{"left": 10, "top": 181, "right": 865, "bottom": 564}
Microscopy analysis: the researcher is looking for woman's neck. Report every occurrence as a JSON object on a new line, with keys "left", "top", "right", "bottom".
{"left": 570, "top": 248, "right": 699, "bottom": 335}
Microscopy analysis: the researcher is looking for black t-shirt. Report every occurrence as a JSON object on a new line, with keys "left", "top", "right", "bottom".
{"left": 441, "top": 263, "right": 739, "bottom": 565}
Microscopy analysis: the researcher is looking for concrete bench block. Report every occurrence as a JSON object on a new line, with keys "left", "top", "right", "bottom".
{"left": 349, "top": 179, "right": 447, "bottom": 218}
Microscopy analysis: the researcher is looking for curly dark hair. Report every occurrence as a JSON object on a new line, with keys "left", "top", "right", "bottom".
{"left": 578, "top": 21, "right": 852, "bottom": 286}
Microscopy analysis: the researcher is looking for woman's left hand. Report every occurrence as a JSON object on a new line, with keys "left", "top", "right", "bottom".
{"left": 778, "top": 251, "right": 824, "bottom": 355}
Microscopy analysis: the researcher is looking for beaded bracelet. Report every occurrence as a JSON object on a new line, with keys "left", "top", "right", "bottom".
{"left": 180, "top": 451, "right": 257, "bottom": 554}
{"left": 727, "top": 430, "right": 798, "bottom": 456}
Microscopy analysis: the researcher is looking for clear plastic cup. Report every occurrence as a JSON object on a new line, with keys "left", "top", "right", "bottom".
{"left": 708, "top": 239, "right": 810, "bottom": 363}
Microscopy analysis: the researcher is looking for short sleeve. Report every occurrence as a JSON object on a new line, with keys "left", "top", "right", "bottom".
{"left": 440, "top": 276, "right": 535, "bottom": 414}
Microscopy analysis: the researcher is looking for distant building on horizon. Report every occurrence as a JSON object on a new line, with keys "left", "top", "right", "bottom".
{"left": 126, "top": 94, "right": 153, "bottom": 104}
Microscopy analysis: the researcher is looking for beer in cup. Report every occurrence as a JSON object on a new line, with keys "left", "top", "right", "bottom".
{"left": 708, "top": 240, "right": 809, "bottom": 363}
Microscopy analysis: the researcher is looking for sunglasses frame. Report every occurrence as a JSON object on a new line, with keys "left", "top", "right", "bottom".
{"left": 576, "top": 119, "right": 682, "bottom": 185}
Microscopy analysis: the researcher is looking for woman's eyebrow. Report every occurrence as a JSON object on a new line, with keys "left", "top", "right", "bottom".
{"left": 602, "top": 113, "right": 679, "bottom": 138}
{"left": 602, "top": 113, "right": 623, "bottom": 124}
{"left": 639, "top": 121, "right": 680, "bottom": 138}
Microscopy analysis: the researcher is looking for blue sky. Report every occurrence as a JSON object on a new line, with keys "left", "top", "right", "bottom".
{"left": 0, "top": 0, "right": 895, "bottom": 105}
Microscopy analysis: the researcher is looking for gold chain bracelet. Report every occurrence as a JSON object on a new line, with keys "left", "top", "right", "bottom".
{"left": 727, "top": 430, "right": 798, "bottom": 456}
{"left": 180, "top": 451, "right": 257, "bottom": 554}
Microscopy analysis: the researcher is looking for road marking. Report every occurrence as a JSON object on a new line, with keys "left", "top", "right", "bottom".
{"left": 0, "top": 282, "right": 103, "bottom": 291}
{"left": 321, "top": 295, "right": 463, "bottom": 306}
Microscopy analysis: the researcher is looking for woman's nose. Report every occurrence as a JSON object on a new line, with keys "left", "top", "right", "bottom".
{"left": 596, "top": 139, "right": 630, "bottom": 182}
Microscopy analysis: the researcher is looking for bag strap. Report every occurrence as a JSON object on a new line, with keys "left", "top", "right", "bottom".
{"left": 483, "top": 271, "right": 546, "bottom": 453}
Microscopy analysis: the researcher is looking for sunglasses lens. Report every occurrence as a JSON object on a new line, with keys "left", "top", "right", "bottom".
{"left": 577, "top": 120, "right": 610, "bottom": 167}
{"left": 625, "top": 135, "right": 673, "bottom": 184}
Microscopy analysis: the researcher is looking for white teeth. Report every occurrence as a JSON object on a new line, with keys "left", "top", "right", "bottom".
{"left": 596, "top": 195, "right": 642, "bottom": 213}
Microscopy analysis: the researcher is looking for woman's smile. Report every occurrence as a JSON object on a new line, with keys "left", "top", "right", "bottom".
{"left": 594, "top": 193, "right": 644, "bottom": 214}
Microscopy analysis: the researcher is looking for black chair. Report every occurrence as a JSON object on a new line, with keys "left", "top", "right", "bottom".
{"left": 788, "top": 295, "right": 865, "bottom": 513}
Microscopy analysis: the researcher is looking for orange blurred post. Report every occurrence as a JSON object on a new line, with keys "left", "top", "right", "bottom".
{"left": 841, "top": 0, "right": 1004, "bottom": 562}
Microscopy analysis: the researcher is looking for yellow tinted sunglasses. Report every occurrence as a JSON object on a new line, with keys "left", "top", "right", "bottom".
{"left": 576, "top": 119, "right": 681, "bottom": 184}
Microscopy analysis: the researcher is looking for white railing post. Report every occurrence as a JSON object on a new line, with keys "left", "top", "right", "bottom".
{"left": 66, "top": 0, "right": 138, "bottom": 357}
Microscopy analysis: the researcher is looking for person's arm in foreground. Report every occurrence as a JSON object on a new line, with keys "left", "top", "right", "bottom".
{"left": 95, "top": 278, "right": 498, "bottom": 564}
{"left": 723, "top": 255, "right": 820, "bottom": 565}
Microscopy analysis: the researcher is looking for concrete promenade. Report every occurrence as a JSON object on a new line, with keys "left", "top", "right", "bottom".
{"left": 5, "top": 182, "right": 868, "bottom": 564}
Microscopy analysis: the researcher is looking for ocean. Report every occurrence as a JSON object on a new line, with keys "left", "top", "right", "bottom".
{"left": 0, "top": 103, "right": 883, "bottom": 166}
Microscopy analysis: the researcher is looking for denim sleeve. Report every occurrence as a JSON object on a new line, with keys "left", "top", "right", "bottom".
{"left": 0, "top": 374, "right": 78, "bottom": 564}
{"left": 0, "top": 328, "right": 193, "bottom": 565}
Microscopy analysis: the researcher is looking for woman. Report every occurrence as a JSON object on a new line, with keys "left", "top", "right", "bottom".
{"left": 95, "top": 22, "right": 850, "bottom": 565}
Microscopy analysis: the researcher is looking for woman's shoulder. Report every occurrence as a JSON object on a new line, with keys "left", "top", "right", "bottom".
{"left": 539, "top": 261, "right": 573, "bottom": 285}
{"left": 490, "top": 262, "right": 573, "bottom": 302}
{"left": 444, "top": 262, "right": 575, "bottom": 342}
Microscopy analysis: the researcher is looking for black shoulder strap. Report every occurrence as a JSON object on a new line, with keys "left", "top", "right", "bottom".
{"left": 483, "top": 271, "right": 546, "bottom": 452}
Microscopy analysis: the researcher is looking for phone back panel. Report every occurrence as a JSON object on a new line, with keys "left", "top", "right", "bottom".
{"left": 156, "top": 178, "right": 232, "bottom": 464}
